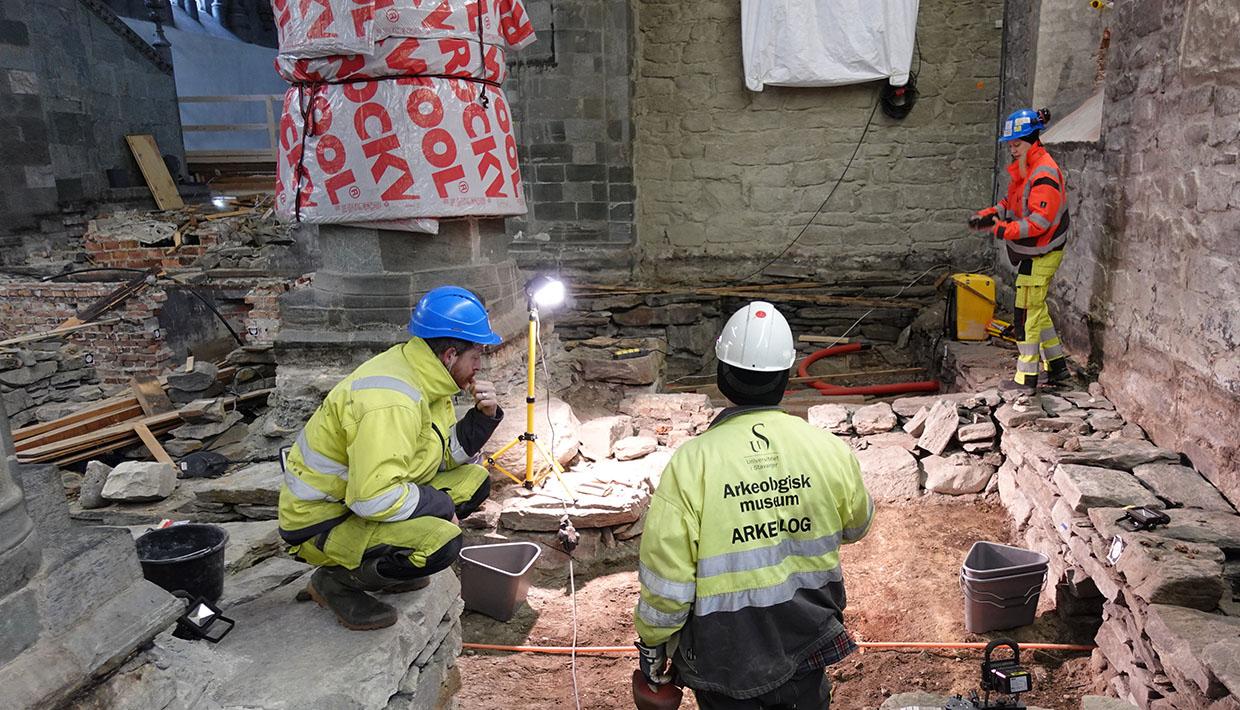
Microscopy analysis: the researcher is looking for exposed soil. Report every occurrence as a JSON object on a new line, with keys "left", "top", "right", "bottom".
{"left": 456, "top": 500, "right": 1099, "bottom": 709}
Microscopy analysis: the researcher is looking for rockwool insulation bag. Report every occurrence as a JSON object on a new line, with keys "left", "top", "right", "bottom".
{"left": 274, "top": 79, "right": 526, "bottom": 224}
{"left": 371, "top": 0, "right": 536, "bottom": 50}
{"left": 273, "top": 0, "right": 377, "bottom": 57}
{"left": 274, "top": 0, "right": 536, "bottom": 58}
{"left": 277, "top": 35, "right": 509, "bottom": 83}
{"left": 741, "top": 0, "right": 919, "bottom": 91}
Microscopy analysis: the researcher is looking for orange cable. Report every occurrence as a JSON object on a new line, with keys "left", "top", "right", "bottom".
{"left": 462, "top": 641, "right": 1095, "bottom": 656}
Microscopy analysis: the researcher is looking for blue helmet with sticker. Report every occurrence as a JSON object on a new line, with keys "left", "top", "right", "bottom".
{"left": 999, "top": 108, "right": 1045, "bottom": 143}
{"left": 408, "top": 286, "right": 502, "bottom": 345}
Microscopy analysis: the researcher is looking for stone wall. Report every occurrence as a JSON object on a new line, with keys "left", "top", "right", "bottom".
{"left": 631, "top": 0, "right": 1003, "bottom": 282}
{"left": 0, "top": 0, "right": 184, "bottom": 256}
{"left": 0, "top": 344, "right": 103, "bottom": 429}
{"left": 998, "top": 0, "right": 1240, "bottom": 506}
{"left": 505, "top": 0, "right": 637, "bottom": 274}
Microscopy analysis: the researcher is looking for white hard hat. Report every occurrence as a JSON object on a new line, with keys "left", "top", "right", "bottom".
{"left": 715, "top": 301, "right": 796, "bottom": 372}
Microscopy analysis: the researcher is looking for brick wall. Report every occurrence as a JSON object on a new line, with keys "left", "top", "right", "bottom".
{"left": 997, "top": 0, "right": 1240, "bottom": 506}
{"left": 0, "top": 282, "right": 172, "bottom": 385}
{"left": 83, "top": 228, "right": 220, "bottom": 271}
{"left": 631, "top": 0, "right": 1003, "bottom": 282}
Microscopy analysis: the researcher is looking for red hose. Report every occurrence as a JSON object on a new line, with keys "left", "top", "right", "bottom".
{"left": 797, "top": 343, "right": 940, "bottom": 396}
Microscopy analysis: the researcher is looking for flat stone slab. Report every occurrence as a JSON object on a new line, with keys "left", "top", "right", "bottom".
{"left": 1081, "top": 694, "right": 1140, "bottom": 709}
{"left": 154, "top": 569, "right": 461, "bottom": 710}
{"left": 854, "top": 445, "right": 921, "bottom": 502}
{"left": 218, "top": 520, "right": 283, "bottom": 572}
{"left": 577, "top": 415, "right": 633, "bottom": 461}
{"left": 1057, "top": 439, "right": 1179, "bottom": 471}
{"left": 957, "top": 420, "right": 997, "bottom": 443}
{"left": 852, "top": 402, "right": 896, "bottom": 435}
{"left": 922, "top": 453, "right": 994, "bottom": 495}
{"left": 1131, "top": 462, "right": 1234, "bottom": 512}
{"left": 890, "top": 390, "right": 999, "bottom": 417}
{"left": 1061, "top": 390, "right": 1115, "bottom": 410}
{"left": 220, "top": 557, "right": 310, "bottom": 607}
{"left": 1088, "top": 506, "right": 1240, "bottom": 554}
{"left": 613, "top": 435, "right": 658, "bottom": 461}
{"left": 1144, "top": 603, "right": 1240, "bottom": 698}
{"left": 916, "top": 399, "right": 960, "bottom": 456}
{"left": 995, "top": 400, "right": 1046, "bottom": 429}
{"left": 194, "top": 462, "right": 282, "bottom": 506}
{"left": 1113, "top": 536, "right": 1225, "bottom": 610}
{"left": 1053, "top": 464, "right": 1163, "bottom": 512}
{"left": 858, "top": 432, "right": 918, "bottom": 452}
{"left": 499, "top": 476, "right": 651, "bottom": 531}
{"left": 807, "top": 403, "right": 854, "bottom": 434}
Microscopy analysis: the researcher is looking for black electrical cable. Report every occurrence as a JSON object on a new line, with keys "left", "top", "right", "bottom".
{"left": 177, "top": 283, "right": 245, "bottom": 346}
{"left": 738, "top": 96, "right": 881, "bottom": 283}
{"left": 39, "top": 267, "right": 150, "bottom": 282}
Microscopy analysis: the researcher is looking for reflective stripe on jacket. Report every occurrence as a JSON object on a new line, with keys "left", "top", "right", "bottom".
{"left": 979, "top": 142, "right": 1070, "bottom": 262}
{"left": 277, "top": 338, "right": 502, "bottom": 554}
{"left": 634, "top": 407, "right": 874, "bottom": 699}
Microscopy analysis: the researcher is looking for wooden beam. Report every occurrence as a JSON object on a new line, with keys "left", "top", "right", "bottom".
{"left": 125, "top": 134, "right": 184, "bottom": 210}
{"left": 14, "top": 402, "right": 145, "bottom": 451}
{"left": 0, "top": 318, "right": 122, "bottom": 348}
{"left": 130, "top": 375, "right": 174, "bottom": 417}
{"left": 11, "top": 397, "right": 139, "bottom": 443}
{"left": 134, "top": 423, "right": 175, "bottom": 465}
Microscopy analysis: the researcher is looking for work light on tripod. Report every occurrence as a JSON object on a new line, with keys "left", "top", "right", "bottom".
{"left": 485, "top": 275, "right": 574, "bottom": 499}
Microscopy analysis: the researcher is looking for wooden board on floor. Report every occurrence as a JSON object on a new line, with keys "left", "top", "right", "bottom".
{"left": 125, "top": 134, "right": 184, "bottom": 210}
{"left": 134, "top": 423, "right": 175, "bottom": 465}
{"left": 130, "top": 375, "right": 174, "bottom": 417}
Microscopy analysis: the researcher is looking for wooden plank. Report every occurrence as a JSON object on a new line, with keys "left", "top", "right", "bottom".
{"left": 125, "top": 134, "right": 184, "bottom": 210}
{"left": 14, "top": 403, "right": 144, "bottom": 451}
{"left": 667, "top": 368, "right": 927, "bottom": 393}
{"left": 0, "top": 317, "right": 122, "bottom": 347}
{"left": 130, "top": 375, "right": 174, "bottom": 416}
{"left": 12, "top": 397, "right": 139, "bottom": 442}
{"left": 798, "top": 334, "right": 859, "bottom": 345}
{"left": 16, "top": 390, "right": 272, "bottom": 460}
{"left": 134, "top": 423, "right": 175, "bottom": 465}
{"left": 178, "top": 94, "right": 285, "bottom": 103}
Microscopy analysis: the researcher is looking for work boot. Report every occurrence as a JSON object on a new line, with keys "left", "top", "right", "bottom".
{"left": 379, "top": 577, "right": 431, "bottom": 594}
{"left": 304, "top": 563, "right": 399, "bottom": 630}
{"left": 999, "top": 377, "right": 1038, "bottom": 406}
{"left": 1044, "top": 359, "right": 1072, "bottom": 387}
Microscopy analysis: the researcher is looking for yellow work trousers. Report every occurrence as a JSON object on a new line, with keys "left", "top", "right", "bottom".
{"left": 289, "top": 464, "right": 489, "bottom": 571}
{"left": 1013, "top": 251, "right": 1066, "bottom": 385}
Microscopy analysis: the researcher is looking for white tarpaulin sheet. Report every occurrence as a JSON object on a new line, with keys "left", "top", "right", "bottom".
{"left": 741, "top": 0, "right": 919, "bottom": 92}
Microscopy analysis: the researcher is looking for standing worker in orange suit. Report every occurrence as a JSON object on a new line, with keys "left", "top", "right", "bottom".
{"left": 969, "top": 107, "right": 1072, "bottom": 393}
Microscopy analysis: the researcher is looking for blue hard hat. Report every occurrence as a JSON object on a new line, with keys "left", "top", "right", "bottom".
{"left": 408, "top": 286, "right": 502, "bottom": 345}
{"left": 999, "top": 108, "right": 1044, "bottom": 142}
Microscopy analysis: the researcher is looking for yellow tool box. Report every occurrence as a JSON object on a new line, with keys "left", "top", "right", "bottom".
{"left": 949, "top": 274, "right": 996, "bottom": 341}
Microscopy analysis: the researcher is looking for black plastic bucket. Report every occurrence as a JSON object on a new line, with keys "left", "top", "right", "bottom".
{"left": 134, "top": 524, "right": 229, "bottom": 603}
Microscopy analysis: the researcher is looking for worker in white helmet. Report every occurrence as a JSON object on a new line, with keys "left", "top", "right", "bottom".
{"left": 633, "top": 302, "right": 874, "bottom": 709}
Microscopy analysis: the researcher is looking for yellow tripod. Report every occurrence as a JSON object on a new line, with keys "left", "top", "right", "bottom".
{"left": 485, "top": 307, "right": 576, "bottom": 500}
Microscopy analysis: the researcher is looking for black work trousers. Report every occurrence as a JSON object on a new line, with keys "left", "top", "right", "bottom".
{"left": 693, "top": 670, "right": 831, "bottom": 710}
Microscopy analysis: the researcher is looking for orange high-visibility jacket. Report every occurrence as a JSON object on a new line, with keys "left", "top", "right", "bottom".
{"left": 978, "top": 142, "right": 1070, "bottom": 262}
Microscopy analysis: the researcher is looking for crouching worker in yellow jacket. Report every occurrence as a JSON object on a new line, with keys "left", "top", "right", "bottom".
{"left": 278, "top": 286, "right": 504, "bottom": 630}
{"left": 634, "top": 302, "right": 874, "bottom": 709}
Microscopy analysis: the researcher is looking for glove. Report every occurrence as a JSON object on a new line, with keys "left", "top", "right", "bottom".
{"left": 967, "top": 213, "right": 995, "bottom": 230}
{"left": 636, "top": 641, "right": 672, "bottom": 685}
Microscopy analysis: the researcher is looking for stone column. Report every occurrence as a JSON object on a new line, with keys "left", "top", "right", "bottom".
{"left": 269, "top": 219, "right": 531, "bottom": 432}
{"left": 0, "top": 398, "right": 42, "bottom": 668}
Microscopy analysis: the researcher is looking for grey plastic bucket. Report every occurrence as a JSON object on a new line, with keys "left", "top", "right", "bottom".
{"left": 962, "top": 541, "right": 1049, "bottom": 581}
{"left": 960, "top": 568, "right": 1046, "bottom": 633}
{"left": 459, "top": 542, "right": 541, "bottom": 622}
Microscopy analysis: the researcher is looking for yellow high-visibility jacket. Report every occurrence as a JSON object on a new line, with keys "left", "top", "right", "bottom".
{"left": 635, "top": 407, "right": 873, "bottom": 698}
{"left": 277, "top": 338, "right": 501, "bottom": 564}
